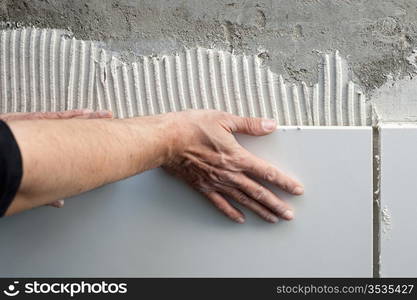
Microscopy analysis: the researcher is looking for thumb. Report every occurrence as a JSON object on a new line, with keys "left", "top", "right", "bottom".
{"left": 228, "top": 116, "right": 277, "bottom": 136}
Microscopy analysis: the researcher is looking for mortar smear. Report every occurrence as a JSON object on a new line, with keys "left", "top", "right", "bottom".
{"left": 381, "top": 205, "right": 392, "bottom": 238}
{"left": 0, "top": 27, "right": 369, "bottom": 125}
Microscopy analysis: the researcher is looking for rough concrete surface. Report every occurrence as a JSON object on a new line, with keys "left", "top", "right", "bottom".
{"left": 0, "top": 0, "right": 412, "bottom": 86}
{"left": 0, "top": 0, "right": 416, "bottom": 121}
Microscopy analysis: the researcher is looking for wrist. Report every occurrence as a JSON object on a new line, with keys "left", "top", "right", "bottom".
{"left": 124, "top": 113, "right": 181, "bottom": 169}
{"left": 157, "top": 112, "right": 185, "bottom": 165}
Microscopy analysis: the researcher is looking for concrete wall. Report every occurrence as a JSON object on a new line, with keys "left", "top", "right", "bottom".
{"left": 1, "top": 0, "right": 417, "bottom": 121}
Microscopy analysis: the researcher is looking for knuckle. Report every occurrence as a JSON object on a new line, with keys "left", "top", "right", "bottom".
{"left": 253, "top": 185, "right": 266, "bottom": 201}
{"left": 189, "top": 176, "right": 206, "bottom": 189}
{"left": 274, "top": 202, "right": 288, "bottom": 215}
{"left": 231, "top": 215, "right": 242, "bottom": 222}
{"left": 211, "top": 180, "right": 223, "bottom": 189}
{"left": 230, "top": 151, "right": 247, "bottom": 167}
{"left": 216, "top": 152, "right": 229, "bottom": 167}
{"left": 264, "top": 166, "right": 277, "bottom": 182}
{"left": 261, "top": 211, "right": 272, "bottom": 220}
{"left": 56, "top": 111, "right": 67, "bottom": 119}
{"left": 219, "top": 170, "right": 237, "bottom": 184}
{"left": 235, "top": 191, "right": 249, "bottom": 205}
{"left": 214, "top": 201, "right": 228, "bottom": 212}
{"left": 264, "top": 213, "right": 278, "bottom": 223}
{"left": 226, "top": 209, "right": 241, "bottom": 220}
{"left": 280, "top": 177, "right": 294, "bottom": 192}
{"left": 241, "top": 117, "right": 251, "bottom": 129}
{"left": 209, "top": 170, "right": 236, "bottom": 186}
{"left": 198, "top": 184, "right": 213, "bottom": 194}
{"left": 245, "top": 117, "right": 259, "bottom": 131}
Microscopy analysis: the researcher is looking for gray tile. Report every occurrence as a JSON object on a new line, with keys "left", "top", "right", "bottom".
{"left": 0, "top": 127, "right": 373, "bottom": 277}
{"left": 380, "top": 124, "right": 417, "bottom": 277}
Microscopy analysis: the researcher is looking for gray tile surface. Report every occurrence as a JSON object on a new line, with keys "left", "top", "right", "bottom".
{"left": 0, "top": 127, "right": 372, "bottom": 277}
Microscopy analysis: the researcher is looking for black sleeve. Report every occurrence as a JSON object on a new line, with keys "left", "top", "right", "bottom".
{"left": 0, "top": 120, "right": 23, "bottom": 217}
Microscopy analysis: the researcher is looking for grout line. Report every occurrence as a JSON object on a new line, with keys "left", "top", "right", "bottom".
{"left": 292, "top": 84, "right": 302, "bottom": 125}
{"left": 59, "top": 36, "right": 67, "bottom": 111}
{"left": 359, "top": 92, "right": 366, "bottom": 126}
{"left": 122, "top": 63, "right": 134, "bottom": 118}
{"left": 279, "top": 75, "right": 291, "bottom": 125}
{"left": 208, "top": 50, "right": 220, "bottom": 111}
{"left": 132, "top": 62, "right": 144, "bottom": 115}
{"left": 312, "top": 83, "right": 319, "bottom": 125}
{"left": 254, "top": 57, "right": 267, "bottom": 118}
{"left": 267, "top": 70, "right": 279, "bottom": 123}
{"left": 175, "top": 54, "right": 187, "bottom": 111}
{"left": 243, "top": 56, "right": 255, "bottom": 117}
{"left": 77, "top": 41, "right": 86, "bottom": 110}
{"left": 197, "top": 48, "right": 210, "bottom": 110}
{"left": 143, "top": 56, "right": 154, "bottom": 115}
{"left": 1, "top": 30, "right": 8, "bottom": 113}
{"left": 95, "top": 65, "right": 104, "bottom": 111}
{"left": 111, "top": 57, "right": 124, "bottom": 118}
{"left": 323, "top": 54, "right": 331, "bottom": 125}
{"left": 67, "top": 38, "right": 76, "bottom": 110}
{"left": 20, "top": 29, "right": 27, "bottom": 112}
{"left": 220, "top": 52, "right": 232, "bottom": 113}
{"left": 186, "top": 49, "right": 198, "bottom": 110}
{"left": 335, "top": 50, "right": 343, "bottom": 125}
{"left": 153, "top": 58, "right": 166, "bottom": 114}
{"left": 10, "top": 30, "right": 18, "bottom": 113}
{"left": 302, "top": 82, "right": 313, "bottom": 126}
{"left": 372, "top": 123, "right": 381, "bottom": 278}
{"left": 164, "top": 56, "right": 177, "bottom": 112}
{"left": 87, "top": 42, "right": 95, "bottom": 110}
{"left": 29, "top": 28, "right": 37, "bottom": 112}
{"left": 39, "top": 29, "right": 47, "bottom": 112}
{"left": 49, "top": 30, "right": 57, "bottom": 112}
{"left": 348, "top": 81, "right": 355, "bottom": 126}
{"left": 231, "top": 54, "right": 243, "bottom": 116}
{"left": 100, "top": 50, "right": 112, "bottom": 113}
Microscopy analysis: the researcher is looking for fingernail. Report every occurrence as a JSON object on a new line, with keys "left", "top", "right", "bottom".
{"left": 282, "top": 210, "right": 294, "bottom": 220}
{"left": 261, "top": 119, "right": 277, "bottom": 132}
{"left": 236, "top": 217, "right": 245, "bottom": 224}
{"left": 57, "top": 199, "right": 65, "bottom": 207}
{"left": 293, "top": 186, "right": 304, "bottom": 195}
{"left": 268, "top": 215, "right": 279, "bottom": 223}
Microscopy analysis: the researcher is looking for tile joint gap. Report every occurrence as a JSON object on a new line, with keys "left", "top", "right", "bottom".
{"left": 372, "top": 124, "right": 381, "bottom": 278}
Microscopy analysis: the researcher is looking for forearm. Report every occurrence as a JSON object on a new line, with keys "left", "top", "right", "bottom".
{"left": 5, "top": 115, "right": 174, "bottom": 216}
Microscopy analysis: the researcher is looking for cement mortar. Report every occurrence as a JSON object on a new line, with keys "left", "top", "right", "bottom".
{"left": 0, "top": 0, "right": 417, "bottom": 121}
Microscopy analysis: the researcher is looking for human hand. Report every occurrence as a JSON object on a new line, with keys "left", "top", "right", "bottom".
{"left": 162, "top": 110, "right": 303, "bottom": 224}
{"left": 0, "top": 109, "right": 113, "bottom": 208}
